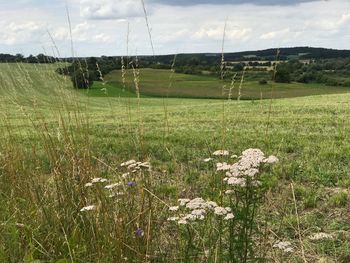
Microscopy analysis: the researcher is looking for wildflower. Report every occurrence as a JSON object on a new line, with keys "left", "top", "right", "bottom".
{"left": 178, "top": 219, "right": 188, "bottom": 225}
{"left": 227, "top": 177, "right": 246, "bottom": 187}
{"left": 243, "top": 168, "right": 259, "bottom": 177}
{"left": 127, "top": 181, "right": 136, "bottom": 187}
{"left": 169, "top": 206, "right": 179, "bottom": 211}
{"left": 225, "top": 190, "right": 234, "bottom": 194}
{"left": 183, "top": 214, "right": 199, "bottom": 221}
{"left": 104, "top": 183, "right": 121, "bottom": 190}
{"left": 121, "top": 160, "right": 136, "bottom": 167}
{"left": 84, "top": 182, "right": 93, "bottom": 188}
{"left": 135, "top": 228, "right": 144, "bottom": 237}
{"left": 273, "top": 241, "right": 294, "bottom": 253}
{"left": 231, "top": 155, "right": 238, "bottom": 159}
{"left": 191, "top": 209, "right": 206, "bottom": 216}
{"left": 214, "top": 206, "right": 228, "bottom": 216}
{"left": 216, "top": 162, "right": 231, "bottom": 171}
{"left": 224, "top": 213, "right": 235, "bottom": 220}
{"left": 203, "top": 158, "right": 213, "bottom": 162}
{"left": 309, "top": 233, "right": 333, "bottom": 241}
{"left": 213, "top": 150, "right": 229, "bottom": 156}
{"left": 140, "top": 162, "right": 151, "bottom": 169}
{"left": 251, "top": 180, "right": 262, "bottom": 187}
{"left": 225, "top": 207, "right": 232, "bottom": 212}
{"left": 167, "top": 217, "right": 179, "bottom": 221}
{"left": 178, "top": 198, "right": 191, "bottom": 206}
{"left": 122, "top": 172, "right": 129, "bottom": 178}
{"left": 91, "top": 178, "right": 108, "bottom": 183}
{"left": 128, "top": 163, "right": 137, "bottom": 170}
{"left": 206, "top": 201, "right": 218, "bottom": 209}
{"left": 80, "top": 205, "right": 96, "bottom": 212}
{"left": 263, "top": 155, "right": 279, "bottom": 164}
{"left": 186, "top": 198, "right": 207, "bottom": 210}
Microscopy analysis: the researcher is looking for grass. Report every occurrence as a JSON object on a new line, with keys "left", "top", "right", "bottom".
{"left": 99, "top": 68, "right": 350, "bottom": 99}
{"left": 1, "top": 63, "right": 350, "bottom": 262}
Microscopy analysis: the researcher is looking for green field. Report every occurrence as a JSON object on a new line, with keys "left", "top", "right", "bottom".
{"left": 1, "top": 63, "right": 350, "bottom": 262}
{"left": 92, "top": 68, "right": 350, "bottom": 99}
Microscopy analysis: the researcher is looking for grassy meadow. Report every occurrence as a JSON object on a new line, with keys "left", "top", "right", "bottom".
{"left": 1, "top": 62, "right": 350, "bottom": 262}
{"left": 93, "top": 68, "right": 350, "bottom": 99}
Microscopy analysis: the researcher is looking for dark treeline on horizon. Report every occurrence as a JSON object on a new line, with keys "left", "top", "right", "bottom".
{"left": 0, "top": 53, "right": 57, "bottom": 63}
{"left": 3, "top": 46, "right": 350, "bottom": 64}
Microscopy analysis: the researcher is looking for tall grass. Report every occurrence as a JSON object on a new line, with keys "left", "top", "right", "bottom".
{"left": 1, "top": 7, "right": 350, "bottom": 262}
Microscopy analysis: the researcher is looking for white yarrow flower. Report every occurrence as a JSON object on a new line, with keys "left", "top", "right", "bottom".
{"left": 84, "top": 182, "right": 93, "bottom": 187}
{"left": 167, "top": 217, "right": 179, "bottom": 221}
{"left": 104, "top": 183, "right": 121, "bottom": 189}
{"left": 91, "top": 178, "right": 108, "bottom": 183}
{"left": 263, "top": 155, "right": 279, "bottom": 164}
{"left": 121, "top": 160, "right": 136, "bottom": 167}
{"left": 213, "top": 150, "right": 229, "bottom": 156}
{"left": 178, "top": 219, "right": 188, "bottom": 225}
{"left": 224, "top": 213, "right": 235, "bottom": 220}
{"left": 309, "top": 233, "right": 333, "bottom": 241}
{"left": 80, "top": 205, "right": 96, "bottom": 212}
{"left": 169, "top": 206, "right": 179, "bottom": 211}
{"left": 273, "top": 241, "right": 294, "bottom": 253}
{"left": 214, "top": 206, "right": 228, "bottom": 216}
{"left": 178, "top": 198, "right": 191, "bottom": 206}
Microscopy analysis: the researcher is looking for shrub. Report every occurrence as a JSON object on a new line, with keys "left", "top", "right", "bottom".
{"left": 259, "top": 79, "right": 268, "bottom": 85}
{"left": 71, "top": 69, "right": 94, "bottom": 89}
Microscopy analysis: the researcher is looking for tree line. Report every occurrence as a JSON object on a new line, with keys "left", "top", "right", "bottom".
{"left": 0, "top": 53, "right": 56, "bottom": 63}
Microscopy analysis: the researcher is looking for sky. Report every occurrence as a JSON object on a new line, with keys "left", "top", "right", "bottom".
{"left": 0, "top": 0, "right": 350, "bottom": 57}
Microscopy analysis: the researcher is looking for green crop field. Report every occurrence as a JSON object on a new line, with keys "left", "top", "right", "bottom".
{"left": 1, "top": 63, "right": 350, "bottom": 262}
{"left": 93, "top": 68, "right": 350, "bottom": 99}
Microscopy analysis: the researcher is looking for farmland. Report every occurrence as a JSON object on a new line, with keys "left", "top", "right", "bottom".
{"left": 97, "top": 68, "right": 350, "bottom": 99}
{"left": 1, "top": 63, "right": 350, "bottom": 262}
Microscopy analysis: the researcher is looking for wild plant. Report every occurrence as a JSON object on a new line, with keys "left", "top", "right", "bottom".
{"left": 167, "top": 148, "right": 279, "bottom": 262}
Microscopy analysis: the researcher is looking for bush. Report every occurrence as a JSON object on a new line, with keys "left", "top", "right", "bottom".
{"left": 259, "top": 79, "right": 268, "bottom": 85}
{"left": 71, "top": 69, "right": 94, "bottom": 89}
{"left": 275, "top": 67, "right": 291, "bottom": 83}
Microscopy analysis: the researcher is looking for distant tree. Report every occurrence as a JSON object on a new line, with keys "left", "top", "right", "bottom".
{"left": 275, "top": 66, "right": 291, "bottom": 83}
{"left": 71, "top": 69, "right": 94, "bottom": 89}
{"left": 69, "top": 60, "right": 94, "bottom": 89}
{"left": 233, "top": 63, "right": 244, "bottom": 72}
{"left": 27, "top": 55, "right": 38, "bottom": 63}
{"left": 15, "top": 53, "right": 24, "bottom": 62}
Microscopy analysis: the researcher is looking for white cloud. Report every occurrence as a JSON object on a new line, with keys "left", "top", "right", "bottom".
{"left": 80, "top": 0, "right": 144, "bottom": 20}
{"left": 260, "top": 28, "right": 290, "bottom": 40}
{"left": 0, "top": 21, "right": 45, "bottom": 45}
{"left": 2, "top": 0, "right": 350, "bottom": 56}
{"left": 194, "top": 26, "right": 251, "bottom": 41}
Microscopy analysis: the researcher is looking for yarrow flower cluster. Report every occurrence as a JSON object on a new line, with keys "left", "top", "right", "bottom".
{"left": 120, "top": 160, "right": 151, "bottom": 173}
{"left": 273, "top": 241, "right": 294, "bottom": 253}
{"left": 80, "top": 205, "right": 96, "bottom": 212}
{"left": 215, "top": 149, "right": 278, "bottom": 188}
{"left": 213, "top": 150, "right": 230, "bottom": 156}
{"left": 168, "top": 198, "right": 234, "bottom": 225}
{"left": 85, "top": 177, "right": 109, "bottom": 187}
{"left": 309, "top": 232, "right": 333, "bottom": 241}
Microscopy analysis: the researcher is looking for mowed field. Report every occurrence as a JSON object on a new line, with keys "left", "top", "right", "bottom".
{"left": 86, "top": 68, "right": 350, "bottom": 99}
{"left": 1, "top": 63, "right": 350, "bottom": 262}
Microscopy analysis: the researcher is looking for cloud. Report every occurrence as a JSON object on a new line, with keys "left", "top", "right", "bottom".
{"left": 193, "top": 26, "right": 251, "bottom": 41}
{"left": 149, "top": 0, "right": 318, "bottom": 6}
{"left": 51, "top": 22, "right": 113, "bottom": 43}
{"left": 80, "top": 0, "right": 144, "bottom": 20}
{"left": 0, "top": 21, "right": 45, "bottom": 45}
{"left": 1, "top": 0, "right": 350, "bottom": 56}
